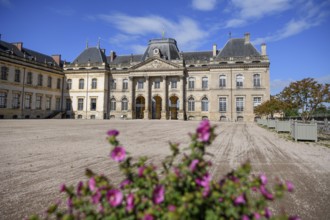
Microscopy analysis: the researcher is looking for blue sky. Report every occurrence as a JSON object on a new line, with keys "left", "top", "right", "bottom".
{"left": 1, "top": 0, "right": 329, "bottom": 94}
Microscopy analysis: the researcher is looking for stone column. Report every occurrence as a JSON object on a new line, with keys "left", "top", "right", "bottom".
{"left": 128, "top": 76, "right": 134, "bottom": 119}
{"left": 144, "top": 76, "right": 149, "bottom": 120}
{"left": 178, "top": 75, "right": 184, "bottom": 120}
{"left": 161, "top": 76, "right": 167, "bottom": 120}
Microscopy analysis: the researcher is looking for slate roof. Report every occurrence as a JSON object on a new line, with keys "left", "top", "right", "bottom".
{"left": 141, "top": 38, "right": 181, "bottom": 61}
{"left": 182, "top": 51, "right": 213, "bottom": 62}
{"left": 72, "top": 47, "right": 107, "bottom": 64}
{"left": 0, "top": 40, "right": 58, "bottom": 65}
{"left": 216, "top": 38, "right": 260, "bottom": 58}
{"left": 108, "top": 54, "right": 143, "bottom": 65}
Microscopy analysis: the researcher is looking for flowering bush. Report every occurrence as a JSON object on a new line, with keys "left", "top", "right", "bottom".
{"left": 28, "top": 121, "right": 299, "bottom": 220}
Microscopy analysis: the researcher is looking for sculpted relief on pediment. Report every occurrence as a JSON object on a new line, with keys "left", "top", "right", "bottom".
{"left": 135, "top": 59, "right": 177, "bottom": 70}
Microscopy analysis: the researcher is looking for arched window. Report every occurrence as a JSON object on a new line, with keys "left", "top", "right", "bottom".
{"left": 92, "top": 78, "right": 97, "bottom": 89}
{"left": 121, "top": 98, "right": 128, "bottom": 111}
{"left": 110, "top": 98, "right": 116, "bottom": 111}
{"left": 188, "top": 97, "right": 195, "bottom": 111}
{"left": 202, "top": 77, "right": 208, "bottom": 89}
{"left": 219, "top": 75, "right": 226, "bottom": 87}
{"left": 253, "top": 74, "right": 261, "bottom": 87}
{"left": 236, "top": 74, "right": 243, "bottom": 87}
{"left": 79, "top": 79, "right": 84, "bottom": 89}
{"left": 67, "top": 79, "right": 72, "bottom": 90}
{"left": 201, "top": 97, "right": 208, "bottom": 112}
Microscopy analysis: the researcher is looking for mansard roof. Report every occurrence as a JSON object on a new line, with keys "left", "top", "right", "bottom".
{"left": 216, "top": 38, "right": 260, "bottom": 58}
{"left": 108, "top": 54, "right": 143, "bottom": 65}
{"left": 141, "top": 38, "right": 181, "bottom": 61}
{"left": 182, "top": 51, "right": 213, "bottom": 62}
{"left": 72, "top": 47, "right": 107, "bottom": 64}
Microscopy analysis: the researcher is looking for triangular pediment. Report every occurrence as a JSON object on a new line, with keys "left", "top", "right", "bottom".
{"left": 131, "top": 57, "right": 181, "bottom": 71}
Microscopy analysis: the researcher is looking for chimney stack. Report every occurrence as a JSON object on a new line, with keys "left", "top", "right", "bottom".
{"left": 110, "top": 51, "right": 116, "bottom": 62}
{"left": 52, "top": 54, "right": 61, "bottom": 66}
{"left": 244, "top": 33, "right": 250, "bottom": 44}
{"left": 13, "top": 42, "right": 23, "bottom": 51}
{"left": 261, "top": 43, "right": 267, "bottom": 56}
{"left": 212, "top": 44, "right": 217, "bottom": 57}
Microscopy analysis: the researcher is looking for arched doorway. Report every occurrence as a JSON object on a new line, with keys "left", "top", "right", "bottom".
{"left": 152, "top": 96, "right": 162, "bottom": 119}
{"left": 169, "top": 96, "right": 178, "bottom": 120}
{"left": 135, "top": 96, "right": 145, "bottom": 119}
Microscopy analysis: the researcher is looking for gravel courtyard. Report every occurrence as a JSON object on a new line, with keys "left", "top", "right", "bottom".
{"left": 0, "top": 120, "right": 329, "bottom": 220}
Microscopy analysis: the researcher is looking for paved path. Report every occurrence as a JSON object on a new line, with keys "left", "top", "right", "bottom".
{"left": 0, "top": 120, "right": 329, "bottom": 219}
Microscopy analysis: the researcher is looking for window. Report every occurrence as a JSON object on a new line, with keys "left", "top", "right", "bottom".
{"left": 92, "top": 78, "right": 97, "bottom": 89}
{"left": 57, "top": 78, "right": 61, "bottom": 89}
{"left": 219, "top": 97, "right": 226, "bottom": 112}
{"left": 188, "top": 97, "right": 195, "bottom": 111}
{"left": 123, "top": 79, "right": 128, "bottom": 90}
{"left": 253, "top": 74, "right": 261, "bottom": 87}
{"left": 56, "top": 98, "right": 61, "bottom": 111}
{"left": 90, "top": 115, "right": 95, "bottom": 119}
{"left": 201, "top": 97, "right": 208, "bottom": 112}
{"left": 66, "top": 99, "right": 72, "bottom": 111}
{"left": 25, "top": 94, "right": 32, "bottom": 109}
{"left": 121, "top": 98, "right": 128, "bottom": 111}
{"left": 253, "top": 97, "right": 262, "bottom": 108}
{"left": 236, "top": 97, "right": 244, "bottom": 112}
{"left": 171, "top": 79, "right": 177, "bottom": 89}
{"left": 1, "top": 66, "right": 8, "bottom": 80}
{"left": 67, "top": 79, "right": 72, "bottom": 90}
{"left": 46, "top": 96, "right": 51, "bottom": 110}
{"left": 77, "top": 115, "right": 83, "bottom": 119}
{"left": 38, "top": 74, "right": 43, "bottom": 86}
{"left": 111, "top": 79, "right": 116, "bottom": 89}
{"left": 47, "top": 76, "right": 52, "bottom": 88}
{"left": 78, "top": 98, "right": 84, "bottom": 111}
{"left": 27, "top": 72, "right": 33, "bottom": 84}
{"left": 36, "top": 95, "right": 42, "bottom": 109}
{"left": 202, "top": 77, "right": 208, "bottom": 89}
{"left": 236, "top": 74, "right": 243, "bottom": 87}
{"left": 138, "top": 80, "right": 143, "bottom": 89}
{"left": 12, "top": 93, "right": 20, "bottom": 109}
{"left": 219, "top": 75, "right": 226, "bottom": 87}
{"left": 188, "top": 77, "right": 195, "bottom": 89}
{"left": 79, "top": 79, "right": 84, "bottom": 89}
{"left": 0, "top": 92, "right": 7, "bottom": 108}
{"left": 110, "top": 98, "right": 116, "bottom": 111}
{"left": 154, "top": 80, "right": 160, "bottom": 89}
{"left": 90, "top": 98, "right": 97, "bottom": 111}
{"left": 15, "top": 69, "right": 20, "bottom": 82}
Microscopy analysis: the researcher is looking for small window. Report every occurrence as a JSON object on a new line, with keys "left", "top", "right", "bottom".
{"left": 111, "top": 79, "right": 116, "bottom": 89}
{"left": 46, "top": 96, "right": 51, "bottom": 110}
{"left": 171, "top": 79, "right": 177, "bottom": 89}
{"left": 188, "top": 97, "right": 195, "bottom": 112}
{"left": 219, "top": 97, "right": 226, "bottom": 112}
{"left": 38, "top": 74, "right": 43, "bottom": 86}
{"left": 110, "top": 98, "right": 116, "bottom": 111}
{"left": 122, "top": 79, "right": 128, "bottom": 90}
{"left": 0, "top": 92, "right": 7, "bottom": 108}
{"left": 1, "top": 66, "right": 9, "bottom": 80}
{"left": 138, "top": 80, "right": 144, "bottom": 89}
{"left": 236, "top": 74, "right": 243, "bottom": 87}
{"left": 236, "top": 97, "right": 244, "bottom": 112}
{"left": 25, "top": 94, "right": 32, "bottom": 109}
{"left": 78, "top": 98, "right": 84, "bottom": 111}
{"left": 253, "top": 74, "right": 261, "bottom": 87}
{"left": 79, "top": 79, "right": 84, "bottom": 89}
{"left": 12, "top": 93, "right": 20, "bottom": 109}
{"left": 90, "top": 115, "right": 96, "bottom": 119}
{"left": 219, "top": 75, "right": 226, "bottom": 87}
{"left": 57, "top": 78, "right": 61, "bottom": 89}
{"left": 47, "top": 76, "right": 52, "bottom": 88}
{"left": 67, "top": 79, "right": 72, "bottom": 90}
{"left": 121, "top": 98, "right": 128, "bottom": 111}
{"left": 90, "top": 98, "right": 97, "bottom": 111}
{"left": 92, "top": 78, "right": 97, "bottom": 89}
{"left": 36, "top": 95, "right": 42, "bottom": 110}
{"left": 188, "top": 77, "right": 195, "bottom": 89}
{"left": 27, "top": 72, "right": 33, "bottom": 84}
{"left": 202, "top": 77, "right": 208, "bottom": 89}
{"left": 15, "top": 69, "right": 20, "bottom": 82}
{"left": 77, "top": 115, "right": 83, "bottom": 119}
{"left": 201, "top": 97, "right": 208, "bottom": 112}
{"left": 154, "top": 80, "right": 160, "bottom": 89}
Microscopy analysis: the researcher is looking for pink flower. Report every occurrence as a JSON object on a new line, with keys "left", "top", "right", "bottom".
{"left": 259, "top": 173, "right": 268, "bottom": 185}
{"left": 196, "top": 173, "right": 211, "bottom": 188}
{"left": 126, "top": 193, "right": 134, "bottom": 212}
{"left": 89, "top": 177, "right": 96, "bottom": 192}
{"left": 107, "top": 129, "right": 119, "bottom": 137}
{"left": 218, "top": 197, "right": 223, "bottom": 202}
{"left": 77, "top": 181, "right": 83, "bottom": 196}
{"left": 120, "top": 179, "right": 132, "bottom": 189}
{"left": 260, "top": 185, "right": 274, "bottom": 200}
{"left": 264, "top": 208, "right": 272, "bottom": 219}
{"left": 286, "top": 181, "right": 294, "bottom": 192}
{"left": 254, "top": 213, "right": 261, "bottom": 219}
{"left": 196, "top": 120, "right": 211, "bottom": 142}
{"left": 152, "top": 185, "right": 165, "bottom": 204}
{"left": 168, "top": 205, "right": 176, "bottom": 212}
{"left": 234, "top": 194, "right": 246, "bottom": 205}
{"left": 242, "top": 215, "right": 250, "bottom": 220}
{"left": 138, "top": 166, "right": 146, "bottom": 177}
{"left": 110, "top": 146, "right": 126, "bottom": 162}
{"left": 189, "top": 159, "right": 199, "bottom": 172}
{"left": 143, "top": 214, "right": 154, "bottom": 220}
{"left": 66, "top": 198, "right": 73, "bottom": 208}
{"left": 92, "top": 191, "right": 101, "bottom": 204}
{"left": 60, "top": 184, "right": 66, "bottom": 193}
{"left": 173, "top": 167, "right": 181, "bottom": 177}
{"left": 107, "top": 189, "right": 123, "bottom": 207}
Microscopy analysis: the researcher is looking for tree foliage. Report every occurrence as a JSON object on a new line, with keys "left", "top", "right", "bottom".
{"left": 280, "top": 78, "right": 330, "bottom": 121}
{"left": 254, "top": 96, "right": 286, "bottom": 118}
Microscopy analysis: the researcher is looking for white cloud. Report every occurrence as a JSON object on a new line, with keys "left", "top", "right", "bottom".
{"left": 270, "top": 79, "right": 293, "bottom": 94}
{"left": 192, "top": 0, "right": 217, "bottom": 11}
{"left": 98, "top": 13, "right": 208, "bottom": 52}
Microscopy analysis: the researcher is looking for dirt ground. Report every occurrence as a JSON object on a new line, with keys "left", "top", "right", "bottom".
{"left": 0, "top": 120, "right": 329, "bottom": 220}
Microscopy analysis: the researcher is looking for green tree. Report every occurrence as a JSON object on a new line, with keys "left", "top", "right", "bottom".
{"left": 254, "top": 96, "right": 286, "bottom": 118}
{"left": 280, "top": 78, "right": 330, "bottom": 121}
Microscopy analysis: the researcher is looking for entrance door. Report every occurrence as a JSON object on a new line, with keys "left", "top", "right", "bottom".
{"left": 152, "top": 96, "right": 162, "bottom": 119}
{"left": 169, "top": 96, "right": 178, "bottom": 120}
{"left": 135, "top": 96, "right": 145, "bottom": 119}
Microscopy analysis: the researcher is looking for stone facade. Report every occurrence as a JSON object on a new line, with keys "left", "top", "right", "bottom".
{"left": 0, "top": 33, "right": 270, "bottom": 121}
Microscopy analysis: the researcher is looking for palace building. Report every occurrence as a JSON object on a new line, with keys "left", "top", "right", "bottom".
{"left": 0, "top": 33, "right": 270, "bottom": 121}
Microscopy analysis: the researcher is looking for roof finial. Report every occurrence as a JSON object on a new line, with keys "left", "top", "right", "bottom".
{"left": 162, "top": 30, "right": 165, "bottom": 39}
{"left": 229, "top": 32, "right": 232, "bottom": 39}
{"left": 97, "top": 37, "right": 100, "bottom": 49}
{"left": 86, "top": 39, "right": 89, "bottom": 49}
